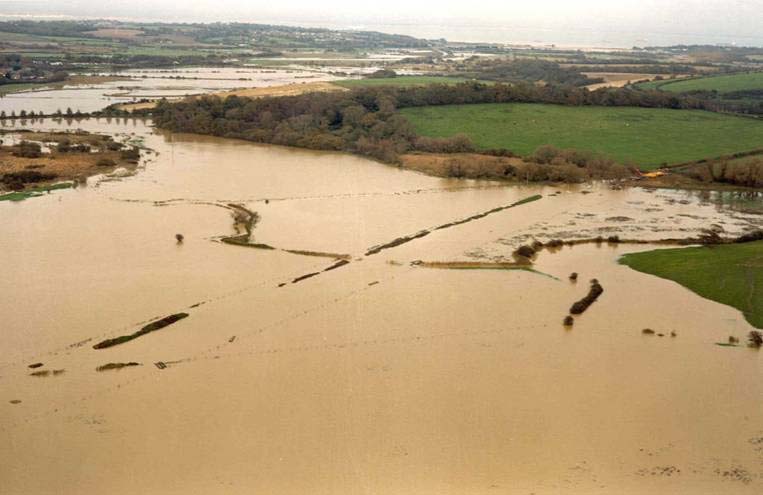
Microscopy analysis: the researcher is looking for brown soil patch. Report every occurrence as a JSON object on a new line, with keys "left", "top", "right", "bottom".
{"left": 584, "top": 72, "right": 660, "bottom": 90}
{"left": 117, "top": 101, "right": 158, "bottom": 112}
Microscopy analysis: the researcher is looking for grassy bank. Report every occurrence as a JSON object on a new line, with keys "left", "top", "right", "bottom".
{"left": 0, "top": 182, "right": 73, "bottom": 202}
{"left": 620, "top": 241, "right": 763, "bottom": 328}
{"left": 401, "top": 103, "right": 763, "bottom": 169}
{"left": 641, "top": 72, "right": 763, "bottom": 94}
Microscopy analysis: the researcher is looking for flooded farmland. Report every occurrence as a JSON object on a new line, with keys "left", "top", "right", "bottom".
{"left": 1, "top": 115, "right": 762, "bottom": 494}
{"left": 0, "top": 66, "right": 347, "bottom": 115}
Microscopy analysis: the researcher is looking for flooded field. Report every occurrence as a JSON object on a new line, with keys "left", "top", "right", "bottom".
{"left": 0, "top": 67, "right": 347, "bottom": 115}
{"left": 1, "top": 117, "right": 762, "bottom": 494}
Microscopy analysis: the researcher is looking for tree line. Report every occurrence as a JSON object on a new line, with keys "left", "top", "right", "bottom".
{"left": 152, "top": 81, "right": 719, "bottom": 164}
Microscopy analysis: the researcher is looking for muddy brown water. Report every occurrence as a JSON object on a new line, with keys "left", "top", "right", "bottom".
{"left": 1, "top": 118, "right": 762, "bottom": 494}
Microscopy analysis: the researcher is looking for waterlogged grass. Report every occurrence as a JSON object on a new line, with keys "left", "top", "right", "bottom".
{"left": 620, "top": 241, "right": 763, "bottom": 328}
{"left": 93, "top": 313, "right": 189, "bottom": 349}
{"left": 334, "top": 76, "right": 477, "bottom": 88}
{"left": 0, "top": 182, "right": 74, "bottom": 202}
{"left": 640, "top": 72, "right": 763, "bottom": 94}
{"left": 426, "top": 265, "right": 559, "bottom": 280}
{"left": 401, "top": 103, "right": 763, "bottom": 169}
{"left": 0, "top": 82, "right": 59, "bottom": 95}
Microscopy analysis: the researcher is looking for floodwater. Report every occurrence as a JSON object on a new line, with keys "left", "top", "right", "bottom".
{"left": 0, "top": 66, "right": 346, "bottom": 115}
{"left": 1, "top": 117, "right": 762, "bottom": 494}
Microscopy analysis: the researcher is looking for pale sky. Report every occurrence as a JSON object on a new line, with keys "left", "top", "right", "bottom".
{"left": 0, "top": 0, "right": 762, "bottom": 47}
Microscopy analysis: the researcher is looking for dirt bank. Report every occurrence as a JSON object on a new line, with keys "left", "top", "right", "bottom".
{"left": 583, "top": 72, "right": 660, "bottom": 90}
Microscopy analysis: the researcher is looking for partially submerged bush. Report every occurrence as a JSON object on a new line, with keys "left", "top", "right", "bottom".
{"left": 56, "top": 139, "right": 72, "bottom": 152}
{"left": 735, "top": 230, "right": 763, "bottom": 243}
{"left": 697, "top": 228, "right": 723, "bottom": 245}
{"left": 523, "top": 145, "right": 631, "bottom": 183}
{"left": 367, "top": 69, "right": 397, "bottom": 79}
{"left": 570, "top": 279, "right": 604, "bottom": 314}
{"left": 96, "top": 362, "right": 141, "bottom": 372}
{"left": 444, "top": 159, "right": 466, "bottom": 178}
{"left": 2, "top": 170, "right": 56, "bottom": 188}
{"left": 708, "top": 158, "right": 763, "bottom": 188}
{"left": 14, "top": 140, "right": 42, "bottom": 158}
{"left": 514, "top": 244, "right": 536, "bottom": 259}
{"left": 120, "top": 147, "right": 140, "bottom": 162}
{"left": 749, "top": 331, "right": 763, "bottom": 348}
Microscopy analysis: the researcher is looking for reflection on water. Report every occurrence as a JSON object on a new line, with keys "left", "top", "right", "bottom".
{"left": 707, "top": 189, "right": 763, "bottom": 214}
{"left": 1, "top": 118, "right": 762, "bottom": 494}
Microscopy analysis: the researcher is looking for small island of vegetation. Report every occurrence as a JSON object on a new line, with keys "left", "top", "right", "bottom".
{"left": 0, "top": 130, "right": 141, "bottom": 201}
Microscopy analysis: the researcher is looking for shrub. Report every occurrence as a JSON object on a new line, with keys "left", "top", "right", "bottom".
{"left": 547, "top": 163, "right": 586, "bottom": 183}
{"left": 14, "top": 140, "right": 42, "bottom": 158}
{"left": 120, "top": 147, "right": 140, "bottom": 162}
{"left": 414, "top": 134, "right": 475, "bottom": 153}
{"left": 96, "top": 158, "right": 116, "bottom": 167}
{"left": 530, "top": 145, "right": 560, "bottom": 164}
{"left": 2, "top": 170, "right": 56, "bottom": 187}
{"left": 57, "top": 139, "right": 71, "bottom": 152}
{"left": 735, "top": 230, "right": 763, "bottom": 243}
{"left": 444, "top": 159, "right": 466, "bottom": 178}
{"left": 367, "top": 69, "right": 397, "bottom": 79}
{"left": 749, "top": 331, "right": 763, "bottom": 348}
{"left": 514, "top": 245, "right": 536, "bottom": 258}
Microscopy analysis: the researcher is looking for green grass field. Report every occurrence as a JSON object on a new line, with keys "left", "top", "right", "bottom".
{"left": 400, "top": 103, "right": 763, "bottom": 169}
{"left": 334, "top": 76, "right": 476, "bottom": 88}
{"left": 637, "top": 72, "right": 763, "bottom": 93}
{"left": 620, "top": 241, "right": 763, "bottom": 329}
{"left": 633, "top": 79, "right": 668, "bottom": 91}
{"left": 0, "top": 182, "right": 74, "bottom": 202}
{"left": 124, "top": 46, "right": 212, "bottom": 57}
